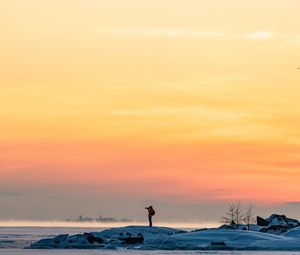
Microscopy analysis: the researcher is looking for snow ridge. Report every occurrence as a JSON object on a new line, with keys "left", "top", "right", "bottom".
{"left": 29, "top": 215, "right": 300, "bottom": 251}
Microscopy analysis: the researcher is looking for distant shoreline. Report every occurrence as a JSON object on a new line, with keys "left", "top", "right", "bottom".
{"left": 65, "top": 215, "right": 133, "bottom": 223}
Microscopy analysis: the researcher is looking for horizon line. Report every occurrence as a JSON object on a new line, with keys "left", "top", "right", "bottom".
{"left": 0, "top": 220, "right": 219, "bottom": 229}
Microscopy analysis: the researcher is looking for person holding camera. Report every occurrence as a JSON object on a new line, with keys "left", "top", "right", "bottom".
{"left": 145, "top": 206, "right": 155, "bottom": 227}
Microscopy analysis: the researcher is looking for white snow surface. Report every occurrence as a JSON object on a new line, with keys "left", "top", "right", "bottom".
{"left": 29, "top": 225, "right": 300, "bottom": 251}
{"left": 284, "top": 226, "right": 300, "bottom": 238}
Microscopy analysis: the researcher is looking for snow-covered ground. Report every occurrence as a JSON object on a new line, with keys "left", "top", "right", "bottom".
{"left": 3, "top": 250, "right": 300, "bottom": 255}
{"left": 29, "top": 225, "right": 300, "bottom": 251}
{"left": 0, "top": 227, "right": 104, "bottom": 249}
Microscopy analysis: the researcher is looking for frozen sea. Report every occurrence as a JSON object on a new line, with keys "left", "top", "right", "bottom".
{"left": 1, "top": 227, "right": 300, "bottom": 255}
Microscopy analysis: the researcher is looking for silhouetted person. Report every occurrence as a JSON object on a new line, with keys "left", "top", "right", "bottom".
{"left": 145, "top": 206, "right": 155, "bottom": 227}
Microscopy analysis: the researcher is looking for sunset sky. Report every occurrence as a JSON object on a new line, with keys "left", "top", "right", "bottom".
{"left": 0, "top": 0, "right": 300, "bottom": 222}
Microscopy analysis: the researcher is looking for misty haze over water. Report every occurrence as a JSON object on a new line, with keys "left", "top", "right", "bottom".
{"left": 0, "top": 220, "right": 219, "bottom": 229}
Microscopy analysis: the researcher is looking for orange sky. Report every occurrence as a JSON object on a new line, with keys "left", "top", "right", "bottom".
{"left": 0, "top": 0, "right": 300, "bottom": 220}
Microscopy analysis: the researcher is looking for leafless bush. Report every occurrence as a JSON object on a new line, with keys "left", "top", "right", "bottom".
{"left": 243, "top": 204, "right": 256, "bottom": 230}
{"left": 221, "top": 202, "right": 242, "bottom": 227}
{"left": 221, "top": 202, "right": 255, "bottom": 229}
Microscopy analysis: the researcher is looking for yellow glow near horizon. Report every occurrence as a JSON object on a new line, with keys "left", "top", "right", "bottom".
{"left": 0, "top": 220, "right": 219, "bottom": 229}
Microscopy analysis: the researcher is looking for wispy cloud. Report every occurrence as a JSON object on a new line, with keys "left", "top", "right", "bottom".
{"left": 285, "top": 201, "right": 300, "bottom": 205}
{"left": 99, "top": 28, "right": 225, "bottom": 38}
{"left": 111, "top": 106, "right": 249, "bottom": 120}
{"left": 110, "top": 105, "right": 271, "bottom": 133}
{"left": 240, "top": 31, "right": 274, "bottom": 40}
{"left": 97, "top": 28, "right": 276, "bottom": 40}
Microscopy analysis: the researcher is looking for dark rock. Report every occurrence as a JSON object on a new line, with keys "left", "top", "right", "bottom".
{"left": 258, "top": 214, "right": 300, "bottom": 234}
{"left": 260, "top": 225, "right": 290, "bottom": 234}
{"left": 210, "top": 241, "right": 226, "bottom": 246}
{"left": 266, "top": 214, "right": 300, "bottom": 228}
{"left": 54, "top": 234, "right": 68, "bottom": 244}
{"left": 30, "top": 238, "right": 57, "bottom": 248}
{"left": 282, "top": 217, "right": 299, "bottom": 227}
{"left": 230, "top": 220, "right": 236, "bottom": 226}
{"left": 267, "top": 214, "right": 300, "bottom": 225}
{"left": 83, "top": 233, "right": 104, "bottom": 244}
{"left": 257, "top": 216, "right": 269, "bottom": 226}
{"left": 118, "top": 234, "right": 144, "bottom": 244}
{"left": 191, "top": 228, "right": 209, "bottom": 232}
{"left": 219, "top": 224, "right": 235, "bottom": 230}
{"left": 267, "top": 214, "right": 287, "bottom": 223}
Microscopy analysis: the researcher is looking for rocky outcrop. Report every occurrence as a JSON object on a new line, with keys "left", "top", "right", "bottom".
{"left": 267, "top": 214, "right": 300, "bottom": 227}
{"left": 28, "top": 223, "right": 300, "bottom": 251}
{"left": 84, "top": 233, "right": 104, "bottom": 244}
{"left": 31, "top": 233, "right": 107, "bottom": 249}
{"left": 30, "top": 226, "right": 184, "bottom": 249}
{"left": 258, "top": 214, "right": 300, "bottom": 234}
{"left": 257, "top": 216, "right": 269, "bottom": 226}
{"left": 118, "top": 233, "right": 144, "bottom": 244}
{"left": 260, "top": 224, "right": 290, "bottom": 234}
{"left": 219, "top": 224, "right": 236, "bottom": 230}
